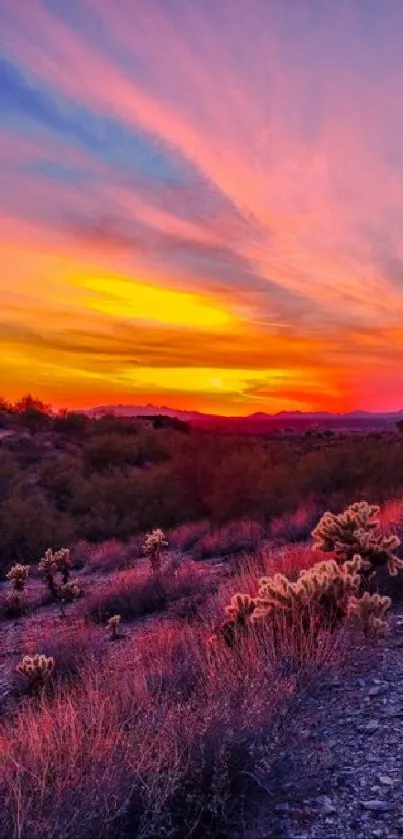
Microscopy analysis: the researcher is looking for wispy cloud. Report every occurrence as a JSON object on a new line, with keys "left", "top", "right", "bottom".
{"left": 2, "top": 0, "right": 403, "bottom": 411}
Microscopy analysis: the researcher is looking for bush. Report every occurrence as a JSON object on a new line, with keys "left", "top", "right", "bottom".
{"left": 0, "top": 489, "right": 74, "bottom": 576}
{"left": 84, "top": 560, "right": 214, "bottom": 625}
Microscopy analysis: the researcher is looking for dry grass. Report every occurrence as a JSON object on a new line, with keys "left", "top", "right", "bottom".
{"left": 0, "top": 605, "right": 341, "bottom": 839}
{"left": 82, "top": 557, "right": 217, "bottom": 625}
{"left": 269, "top": 501, "right": 323, "bottom": 544}
{"left": 0, "top": 539, "right": 349, "bottom": 839}
{"left": 193, "top": 519, "right": 266, "bottom": 560}
{"left": 5, "top": 496, "right": 394, "bottom": 838}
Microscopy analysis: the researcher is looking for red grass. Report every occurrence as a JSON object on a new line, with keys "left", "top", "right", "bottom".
{"left": 82, "top": 557, "right": 217, "bottom": 624}
{"left": 0, "top": 539, "right": 350, "bottom": 839}
{"left": 194, "top": 519, "right": 266, "bottom": 559}
{"left": 1, "top": 608, "right": 334, "bottom": 839}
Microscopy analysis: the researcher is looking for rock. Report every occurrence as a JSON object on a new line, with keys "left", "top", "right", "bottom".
{"left": 368, "top": 686, "right": 388, "bottom": 696}
{"left": 361, "top": 800, "right": 393, "bottom": 812}
{"left": 378, "top": 775, "right": 394, "bottom": 786}
{"left": 357, "top": 719, "right": 379, "bottom": 733}
{"left": 316, "top": 795, "right": 336, "bottom": 814}
{"left": 274, "top": 803, "right": 290, "bottom": 813}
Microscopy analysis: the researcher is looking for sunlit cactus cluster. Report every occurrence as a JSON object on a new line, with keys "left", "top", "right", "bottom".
{"left": 39, "top": 547, "right": 79, "bottom": 601}
{"left": 6, "top": 563, "right": 29, "bottom": 592}
{"left": 211, "top": 501, "right": 402, "bottom": 655}
{"left": 39, "top": 548, "right": 59, "bottom": 598}
{"left": 5, "top": 563, "right": 30, "bottom": 616}
{"left": 312, "top": 501, "right": 403, "bottom": 577}
{"left": 348, "top": 591, "right": 392, "bottom": 634}
{"left": 17, "top": 653, "right": 54, "bottom": 692}
{"left": 143, "top": 528, "right": 169, "bottom": 573}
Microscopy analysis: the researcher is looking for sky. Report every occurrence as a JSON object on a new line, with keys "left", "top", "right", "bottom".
{"left": 2, "top": 0, "right": 403, "bottom": 415}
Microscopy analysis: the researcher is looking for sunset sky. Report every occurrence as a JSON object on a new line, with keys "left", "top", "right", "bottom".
{"left": 2, "top": 1, "right": 403, "bottom": 414}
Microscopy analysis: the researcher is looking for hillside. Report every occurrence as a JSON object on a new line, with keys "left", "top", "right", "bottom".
{"left": 2, "top": 401, "right": 403, "bottom": 836}
{"left": 1, "top": 500, "right": 403, "bottom": 838}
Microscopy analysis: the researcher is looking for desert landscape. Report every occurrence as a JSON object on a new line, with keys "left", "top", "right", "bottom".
{"left": 3, "top": 1, "right": 403, "bottom": 836}
{"left": 1, "top": 399, "right": 403, "bottom": 837}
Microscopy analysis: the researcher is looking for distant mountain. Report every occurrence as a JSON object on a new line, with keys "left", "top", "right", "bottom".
{"left": 86, "top": 403, "right": 212, "bottom": 422}
{"left": 86, "top": 403, "right": 403, "bottom": 433}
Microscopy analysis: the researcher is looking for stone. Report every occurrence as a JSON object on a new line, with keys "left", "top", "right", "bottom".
{"left": 368, "top": 686, "right": 388, "bottom": 696}
{"left": 378, "top": 776, "right": 394, "bottom": 786}
{"left": 361, "top": 800, "right": 393, "bottom": 812}
{"left": 316, "top": 795, "right": 336, "bottom": 815}
{"left": 365, "top": 720, "right": 380, "bottom": 733}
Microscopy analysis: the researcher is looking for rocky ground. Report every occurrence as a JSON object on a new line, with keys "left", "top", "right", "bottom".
{"left": 253, "top": 610, "right": 403, "bottom": 839}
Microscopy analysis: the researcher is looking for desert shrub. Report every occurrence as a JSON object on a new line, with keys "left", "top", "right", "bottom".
{"left": 195, "top": 519, "right": 265, "bottom": 560}
{"left": 204, "top": 449, "right": 271, "bottom": 522}
{"left": 32, "top": 621, "right": 104, "bottom": 686}
{"left": 82, "top": 539, "right": 133, "bottom": 574}
{"left": 84, "top": 560, "right": 213, "bottom": 625}
{"left": 167, "top": 520, "right": 211, "bottom": 552}
{"left": 38, "top": 456, "right": 81, "bottom": 512}
{"left": 89, "top": 413, "right": 140, "bottom": 436}
{"left": 70, "top": 469, "right": 181, "bottom": 541}
{"left": 0, "top": 452, "right": 18, "bottom": 502}
{"left": 270, "top": 501, "right": 323, "bottom": 543}
{"left": 13, "top": 395, "right": 51, "bottom": 431}
{"left": 52, "top": 411, "right": 89, "bottom": 438}
{"left": 0, "top": 489, "right": 74, "bottom": 575}
{"left": 83, "top": 433, "right": 143, "bottom": 473}
{"left": 84, "top": 568, "right": 168, "bottom": 623}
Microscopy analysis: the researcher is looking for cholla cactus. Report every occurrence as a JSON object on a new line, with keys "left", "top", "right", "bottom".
{"left": 106, "top": 614, "right": 121, "bottom": 640}
{"left": 144, "top": 528, "right": 168, "bottom": 573}
{"left": 348, "top": 591, "right": 391, "bottom": 634}
{"left": 39, "top": 548, "right": 58, "bottom": 599}
{"left": 59, "top": 579, "right": 81, "bottom": 603}
{"left": 17, "top": 653, "right": 54, "bottom": 692}
{"left": 212, "top": 547, "right": 391, "bottom": 659}
{"left": 225, "top": 593, "right": 256, "bottom": 625}
{"left": 6, "top": 564, "right": 29, "bottom": 592}
{"left": 253, "top": 556, "right": 363, "bottom": 631}
{"left": 209, "top": 593, "right": 256, "bottom": 651}
{"left": 312, "top": 502, "right": 403, "bottom": 578}
{"left": 56, "top": 548, "right": 71, "bottom": 584}
{"left": 4, "top": 564, "right": 29, "bottom": 617}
